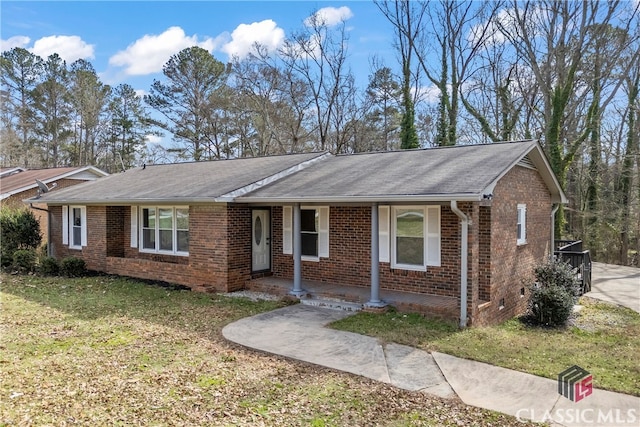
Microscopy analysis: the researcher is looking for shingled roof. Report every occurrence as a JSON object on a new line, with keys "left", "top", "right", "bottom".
{"left": 34, "top": 152, "right": 329, "bottom": 205}
{"left": 31, "top": 140, "right": 567, "bottom": 205}
{"left": 238, "top": 140, "right": 567, "bottom": 204}
{"left": 1, "top": 166, "right": 108, "bottom": 200}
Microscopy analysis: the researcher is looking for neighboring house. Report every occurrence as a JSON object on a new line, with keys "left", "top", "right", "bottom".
{"left": 30, "top": 140, "right": 567, "bottom": 326}
{"left": 1, "top": 166, "right": 109, "bottom": 243}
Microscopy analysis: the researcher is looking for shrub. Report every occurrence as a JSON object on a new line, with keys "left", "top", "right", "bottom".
{"left": 12, "top": 249, "right": 37, "bottom": 273}
{"left": 60, "top": 256, "right": 86, "bottom": 277}
{"left": 0, "top": 207, "right": 42, "bottom": 268}
{"left": 527, "top": 259, "right": 580, "bottom": 327}
{"left": 39, "top": 256, "right": 60, "bottom": 276}
{"left": 534, "top": 258, "right": 581, "bottom": 297}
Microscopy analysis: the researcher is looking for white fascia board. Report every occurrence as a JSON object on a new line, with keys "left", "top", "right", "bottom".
{"left": 218, "top": 152, "right": 333, "bottom": 200}
{"left": 238, "top": 194, "right": 484, "bottom": 204}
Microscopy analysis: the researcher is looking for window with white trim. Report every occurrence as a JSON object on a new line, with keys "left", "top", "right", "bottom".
{"left": 517, "top": 204, "right": 527, "bottom": 245}
{"left": 139, "top": 207, "right": 189, "bottom": 255}
{"left": 388, "top": 205, "right": 441, "bottom": 271}
{"left": 282, "top": 206, "right": 329, "bottom": 260}
{"left": 62, "top": 205, "right": 87, "bottom": 249}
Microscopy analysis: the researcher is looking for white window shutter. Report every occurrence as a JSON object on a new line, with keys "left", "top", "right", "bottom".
{"left": 130, "top": 206, "right": 138, "bottom": 248}
{"left": 80, "top": 206, "right": 88, "bottom": 247}
{"left": 318, "top": 207, "right": 329, "bottom": 258}
{"left": 378, "top": 206, "right": 390, "bottom": 262}
{"left": 283, "top": 206, "right": 292, "bottom": 254}
{"left": 62, "top": 205, "right": 69, "bottom": 245}
{"left": 426, "top": 206, "right": 441, "bottom": 266}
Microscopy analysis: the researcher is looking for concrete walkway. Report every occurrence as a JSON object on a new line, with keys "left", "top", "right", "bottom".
{"left": 223, "top": 304, "right": 640, "bottom": 426}
{"left": 587, "top": 262, "right": 640, "bottom": 312}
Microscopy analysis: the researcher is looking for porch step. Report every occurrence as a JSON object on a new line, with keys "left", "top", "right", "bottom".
{"left": 300, "top": 296, "right": 363, "bottom": 312}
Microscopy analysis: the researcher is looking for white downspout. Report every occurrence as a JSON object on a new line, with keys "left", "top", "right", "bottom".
{"left": 551, "top": 204, "right": 560, "bottom": 259}
{"left": 451, "top": 201, "right": 469, "bottom": 328}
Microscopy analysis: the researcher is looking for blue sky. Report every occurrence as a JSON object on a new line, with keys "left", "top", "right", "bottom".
{"left": 1, "top": 1, "right": 397, "bottom": 93}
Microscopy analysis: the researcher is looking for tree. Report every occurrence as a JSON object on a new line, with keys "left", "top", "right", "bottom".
{"left": 107, "top": 84, "right": 156, "bottom": 171}
{"left": 68, "top": 59, "right": 111, "bottom": 166}
{"left": 497, "top": 0, "right": 639, "bottom": 235}
{"left": 144, "top": 46, "right": 229, "bottom": 161}
{"left": 30, "top": 54, "right": 72, "bottom": 167}
{"left": 365, "top": 65, "right": 401, "bottom": 151}
{"left": 0, "top": 48, "right": 43, "bottom": 166}
{"left": 374, "top": 0, "right": 421, "bottom": 149}
{"left": 280, "top": 9, "right": 355, "bottom": 152}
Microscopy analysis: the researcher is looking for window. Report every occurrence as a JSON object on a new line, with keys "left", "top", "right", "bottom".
{"left": 517, "top": 204, "right": 527, "bottom": 245}
{"left": 72, "top": 207, "right": 82, "bottom": 247}
{"left": 139, "top": 207, "right": 189, "bottom": 255}
{"left": 301, "top": 209, "right": 319, "bottom": 257}
{"left": 282, "top": 206, "right": 329, "bottom": 260}
{"left": 389, "top": 206, "right": 440, "bottom": 271}
{"left": 62, "top": 205, "right": 87, "bottom": 249}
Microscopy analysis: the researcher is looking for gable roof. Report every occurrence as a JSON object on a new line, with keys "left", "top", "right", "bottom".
{"left": 1, "top": 166, "right": 109, "bottom": 200}
{"left": 33, "top": 152, "right": 329, "bottom": 205}
{"left": 30, "top": 140, "right": 567, "bottom": 206}
{"left": 238, "top": 140, "right": 567, "bottom": 204}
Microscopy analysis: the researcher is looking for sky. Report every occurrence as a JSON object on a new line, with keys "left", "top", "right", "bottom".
{"left": 1, "top": 0, "right": 398, "bottom": 94}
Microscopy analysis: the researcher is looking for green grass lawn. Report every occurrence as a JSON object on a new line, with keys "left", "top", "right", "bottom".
{"left": 330, "top": 297, "right": 640, "bottom": 397}
{"left": 0, "top": 273, "right": 538, "bottom": 426}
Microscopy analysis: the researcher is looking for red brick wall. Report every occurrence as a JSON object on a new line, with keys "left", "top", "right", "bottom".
{"left": 48, "top": 203, "right": 253, "bottom": 293}
{"left": 271, "top": 205, "right": 463, "bottom": 297}
{"left": 473, "top": 165, "right": 552, "bottom": 326}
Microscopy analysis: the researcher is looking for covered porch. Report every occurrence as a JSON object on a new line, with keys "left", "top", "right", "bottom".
{"left": 246, "top": 276, "right": 459, "bottom": 321}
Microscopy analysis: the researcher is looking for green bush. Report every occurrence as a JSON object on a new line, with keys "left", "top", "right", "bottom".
{"left": 534, "top": 258, "right": 581, "bottom": 297}
{"left": 12, "top": 249, "right": 37, "bottom": 273}
{"left": 0, "top": 207, "right": 42, "bottom": 268}
{"left": 60, "top": 257, "right": 86, "bottom": 277}
{"left": 527, "top": 259, "right": 580, "bottom": 327}
{"left": 39, "top": 256, "right": 60, "bottom": 276}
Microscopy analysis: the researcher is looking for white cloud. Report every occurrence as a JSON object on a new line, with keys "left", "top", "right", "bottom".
{"left": 134, "top": 89, "right": 147, "bottom": 98}
{"left": 304, "top": 6, "right": 353, "bottom": 27}
{"left": 415, "top": 84, "right": 442, "bottom": 104}
{"left": 1, "top": 35, "right": 30, "bottom": 52}
{"left": 31, "top": 35, "right": 94, "bottom": 62}
{"left": 221, "top": 19, "right": 285, "bottom": 59}
{"left": 109, "top": 26, "right": 218, "bottom": 76}
{"left": 144, "top": 134, "right": 163, "bottom": 144}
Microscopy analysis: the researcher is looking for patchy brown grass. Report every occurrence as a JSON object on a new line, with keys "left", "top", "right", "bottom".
{"left": 0, "top": 273, "right": 537, "bottom": 426}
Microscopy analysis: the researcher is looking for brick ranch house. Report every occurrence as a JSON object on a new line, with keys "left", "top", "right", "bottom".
{"left": 31, "top": 140, "right": 567, "bottom": 326}
{"left": 1, "top": 166, "right": 108, "bottom": 243}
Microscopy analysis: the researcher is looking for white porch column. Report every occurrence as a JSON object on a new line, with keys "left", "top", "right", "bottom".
{"left": 290, "top": 203, "right": 305, "bottom": 296}
{"left": 366, "top": 203, "right": 386, "bottom": 308}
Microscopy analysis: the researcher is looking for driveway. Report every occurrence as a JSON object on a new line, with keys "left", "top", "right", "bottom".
{"left": 587, "top": 262, "right": 640, "bottom": 312}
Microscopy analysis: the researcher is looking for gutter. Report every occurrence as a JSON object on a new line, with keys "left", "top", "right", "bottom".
{"left": 450, "top": 201, "right": 469, "bottom": 328}
{"left": 551, "top": 204, "right": 560, "bottom": 258}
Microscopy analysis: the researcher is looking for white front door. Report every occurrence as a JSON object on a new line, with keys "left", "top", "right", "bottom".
{"left": 252, "top": 209, "right": 271, "bottom": 271}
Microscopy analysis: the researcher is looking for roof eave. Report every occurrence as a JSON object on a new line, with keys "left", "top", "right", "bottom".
{"left": 238, "top": 194, "right": 484, "bottom": 204}
{"left": 24, "top": 197, "right": 230, "bottom": 206}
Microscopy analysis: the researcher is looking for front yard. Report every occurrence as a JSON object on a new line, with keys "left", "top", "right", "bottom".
{"left": 331, "top": 297, "right": 640, "bottom": 396}
{"left": 0, "top": 273, "right": 535, "bottom": 426}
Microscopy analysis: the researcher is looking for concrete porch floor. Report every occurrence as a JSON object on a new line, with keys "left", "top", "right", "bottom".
{"left": 246, "top": 276, "right": 460, "bottom": 320}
